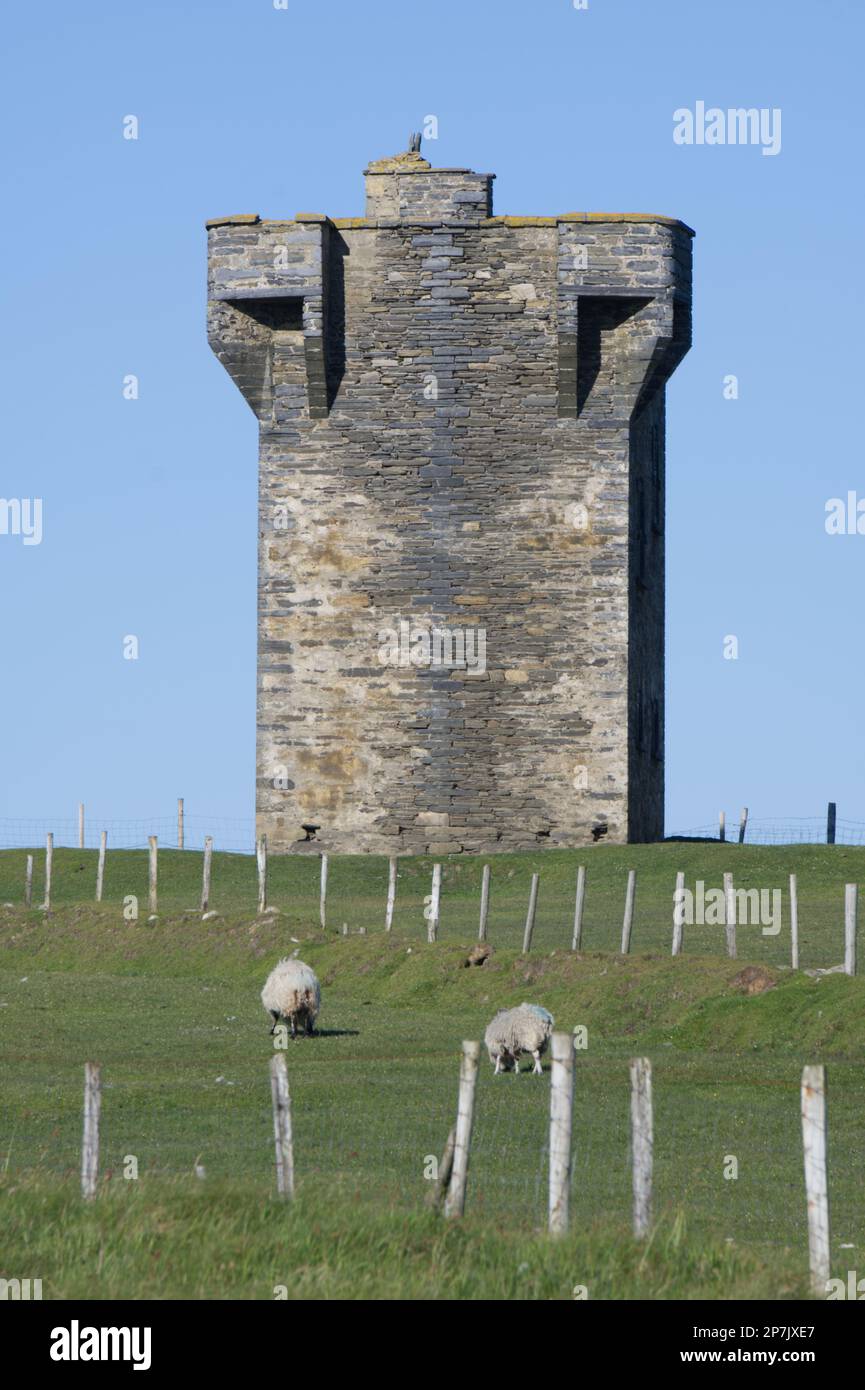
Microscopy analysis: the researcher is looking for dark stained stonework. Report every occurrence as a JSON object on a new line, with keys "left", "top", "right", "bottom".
{"left": 207, "top": 148, "right": 694, "bottom": 854}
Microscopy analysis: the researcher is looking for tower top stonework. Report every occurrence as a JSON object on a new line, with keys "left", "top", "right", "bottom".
{"left": 207, "top": 149, "right": 693, "bottom": 854}
{"left": 363, "top": 143, "right": 495, "bottom": 221}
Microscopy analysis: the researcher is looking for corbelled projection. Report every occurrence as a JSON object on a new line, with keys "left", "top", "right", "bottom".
{"left": 207, "top": 144, "right": 693, "bottom": 854}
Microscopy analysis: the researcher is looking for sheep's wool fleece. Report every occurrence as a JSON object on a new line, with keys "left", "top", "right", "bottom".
{"left": 484, "top": 1003, "right": 554, "bottom": 1056}
{"left": 261, "top": 959, "right": 321, "bottom": 1021}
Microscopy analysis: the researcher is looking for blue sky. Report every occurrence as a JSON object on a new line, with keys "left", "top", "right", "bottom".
{"left": 1, "top": 0, "right": 862, "bottom": 843}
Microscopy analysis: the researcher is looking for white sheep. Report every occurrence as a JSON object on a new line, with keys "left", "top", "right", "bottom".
{"left": 484, "top": 1002, "right": 555, "bottom": 1075}
{"left": 261, "top": 959, "right": 321, "bottom": 1038}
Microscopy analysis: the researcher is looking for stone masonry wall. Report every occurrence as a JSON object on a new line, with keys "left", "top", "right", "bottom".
{"left": 207, "top": 153, "right": 693, "bottom": 853}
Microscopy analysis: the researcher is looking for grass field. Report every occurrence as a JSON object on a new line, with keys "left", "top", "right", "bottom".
{"left": 1, "top": 842, "right": 863, "bottom": 1299}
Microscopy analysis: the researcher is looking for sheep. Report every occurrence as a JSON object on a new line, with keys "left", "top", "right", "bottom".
{"left": 261, "top": 958, "right": 321, "bottom": 1038}
{"left": 484, "top": 1002, "right": 555, "bottom": 1075}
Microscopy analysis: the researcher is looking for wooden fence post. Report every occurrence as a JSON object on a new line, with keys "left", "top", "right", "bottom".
{"left": 630, "top": 1056, "right": 653, "bottom": 1239}
{"left": 719, "top": 810, "right": 726, "bottom": 843}
{"left": 177, "top": 797, "right": 184, "bottom": 850}
{"left": 844, "top": 884, "right": 857, "bottom": 977}
{"left": 621, "top": 869, "right": 636, "bottom": 954}
{"left": 95, "top": 831, "right": 107, "bottom": 903}
{"left": 522, "top": 873, "right": 539, "bottom": 954}
{"left": 257, "top": 835, "right": 267, "bottom": 914}
{"left": 78, "top": 802, "right": 85, "bottom": 850}
{"left": 827, "top": 802, "right": 836, "bottom": 846}
{"left": 723, "top": 871, "right": 737, "bottom": 959}
{"left": 426, "top": 1126, "right": 456, "bottom": 1210}
{"left": 385, "top": 857, "right": 397, "bottom": 932}
{"left": 148, "top": 836, "right": 158, "bottom": 914}
{"left": 790, "top": 873, "right": 799, "bottom": 971}
{"left": 43, "top": 832, "right": 53, "bottom": 910}
{"left": 427, "top": 863, "right": 442, "bottom": 943}
{"left": 738, "top": 806, "right": 748, "bottom": 844}
{"left": 801, "top": 1064, "right": 829, "bottom": 1295}
{"left": 478, "top": 864, "right": 491, "bottom": 942}
{"left": 81, "top": 1062, "right": 101, "bottom": 1200}
{"left": 549, "top": 1032, "right": 575, "bottom": 1237}
{"left": 672, "top": 871, "right": 685, "bottom": 956}
{"left": 443, "top": 1041, "right": 481, "bottom": 1220}
{"left": 571, "top": 865, "right": 586, "bottom": 951}
{"left": 24, "top": 854, "right": 33, "bottom": 909}
{"left": 269, "top": 1053, "right": 295, "bottom": 1200}
{"left": 201, "top": 836, "right": 213, "bottom": 912}
{"left": 319, "top": 853, "right": 328, "bottom": 931}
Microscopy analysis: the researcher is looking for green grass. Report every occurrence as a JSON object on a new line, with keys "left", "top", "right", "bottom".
{"left": 0, "top": 1182, "right": 811, "bottom": 1300}
{"left": 1, "top": 843, "right": 864, "bottom": 1299}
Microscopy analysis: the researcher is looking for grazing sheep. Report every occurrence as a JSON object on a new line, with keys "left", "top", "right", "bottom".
{"left": 484, "top": 1002, "right": 555, "bottom": 1075}
{"left": 261, "top": 959, "right": 321, "bottom": 1038}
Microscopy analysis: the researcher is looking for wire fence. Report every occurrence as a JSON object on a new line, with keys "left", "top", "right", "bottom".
{"left": 674, "top": 817, "right": 865, "bottom": 846}
{"left": 2, "top": 810, "right": 865, "bottom": 852}
{"left": 0, "top": 815, "right": 256, "bottom": 853}
{"left": 9, "top": 1050, "right": 865, "bottom": 1262}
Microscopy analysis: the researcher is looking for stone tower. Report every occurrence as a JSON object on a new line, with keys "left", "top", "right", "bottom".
{"left": 207, "top": 144, "right": 693, "bottom": 855}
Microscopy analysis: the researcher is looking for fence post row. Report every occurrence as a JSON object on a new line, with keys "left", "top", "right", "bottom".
{"left": 630, "top": 1056, "right": 653, "bottom": 1239}
{"left": 78, "top": 802, "right": 85, "bottom": 851}
{"left": 24, "top": 853, "right": 33, "bottom": 909}
{"left": 738, "top": 806, "right": 748, "bottom": 844}
{"left": 177, "top": 797, "right": 184, "bottom": 850}
{"left": 549, "top": 1032, "right": 575, "bottom": 1236}
{"left": 81, "top": 1062, "right": 101, "bottom": 1200}
{"left": 801, "top": 1064, "right": 829, "bottom": 1296}
{"left": 443, "top": 1041, "right": 481, "bottom": 1220}
{"left": 827, "top": 802, "right": 837, "bottom": 846}
{"left": 71, "top": 1039, "right": 834, "bottom": 1288}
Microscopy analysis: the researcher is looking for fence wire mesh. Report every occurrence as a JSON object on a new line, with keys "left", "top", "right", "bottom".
{"left": 676, "top": 817, "right": 865, "bottom": 846}
{"left": 2, "top": 812, "right": 865, "bottom": 851}
{"left": 6, "top": 1050, "right": 865, "bottom": 1255}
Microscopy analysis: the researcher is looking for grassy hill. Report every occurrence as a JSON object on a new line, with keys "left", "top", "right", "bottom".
{"left": 1, "top": 843, "right": 863, "bottom": 1299}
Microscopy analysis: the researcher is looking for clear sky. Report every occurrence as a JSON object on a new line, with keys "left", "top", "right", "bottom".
{"left": 2, "top": 0, "right": 862, "bottom": 844}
